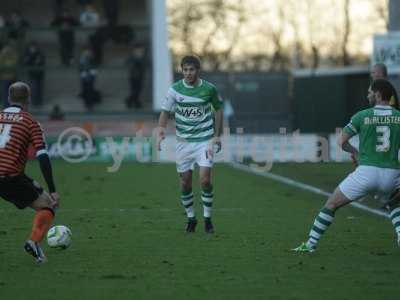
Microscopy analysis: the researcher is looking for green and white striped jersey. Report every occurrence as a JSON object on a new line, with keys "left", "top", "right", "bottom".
{"left": 343, "top": 105, "right": 400, "bottom": 169}
{"left": 162, "top": 79, "right": 223, "bottom": 142}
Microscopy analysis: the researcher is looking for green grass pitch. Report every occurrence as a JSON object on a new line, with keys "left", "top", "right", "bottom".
{"left": 0, "top": 161, "right": 399, "bottom": 299}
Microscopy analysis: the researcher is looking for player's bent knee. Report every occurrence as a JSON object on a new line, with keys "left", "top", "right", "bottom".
{"left": 200, "top": 179, "right": 211, "bottom": 190}
{"left": 30, "top": 192, "right": 55, "bottom": 211}
{"left": 325, "top": 188, "right": 351, "bottom": 211}
{"left": 199, "top": 174, "right": 211, "bottom": 190}
{"left": 181, "top": 184, "right": 192, "bottom": 193}
{"left": 180, "top": 179, "right": 192, "bottom": 192}
{"left": 387, "top": 189, "right": 400, "bottom": 210}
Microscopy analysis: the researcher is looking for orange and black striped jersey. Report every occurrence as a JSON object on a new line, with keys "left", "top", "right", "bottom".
{"left": 0, "top": 105, "right": 46, "bottom": 175}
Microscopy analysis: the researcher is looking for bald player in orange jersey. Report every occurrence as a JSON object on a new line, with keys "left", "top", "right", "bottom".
{"left": 0, "top": 82, "right": 59, "bottom": 263}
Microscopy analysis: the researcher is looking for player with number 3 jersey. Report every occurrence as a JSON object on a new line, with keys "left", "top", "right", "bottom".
{"left": 293, "top": 79, "right": 400, "bottom": 252}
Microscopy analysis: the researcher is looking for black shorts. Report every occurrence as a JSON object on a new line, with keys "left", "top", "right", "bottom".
{"left": 0, "top": 174, "right": 43, "bottom": 209}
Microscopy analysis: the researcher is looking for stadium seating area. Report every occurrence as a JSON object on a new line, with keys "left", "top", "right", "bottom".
{"left": 0, "top": 0, "right": 152, "bottom": 114}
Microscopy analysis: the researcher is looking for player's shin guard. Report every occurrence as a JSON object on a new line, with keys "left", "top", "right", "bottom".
{"left": 389, "top": 207, "right": 400, "bottom": 238}
{"left": 30, "top": 208, "right": 55, "bottom": 243}
{"left": 201, "top": 186, "right": 213, "bottom": 218}
{"left": 181, "top": 190, "right": 195, "bottom": 218}
{"left": 306, "top": 207, "right": 335, "bottom": 248}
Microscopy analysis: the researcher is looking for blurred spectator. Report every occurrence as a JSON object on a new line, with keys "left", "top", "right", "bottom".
{"left": 0, "top": 43, "right": 18, "bottom": 107}
{"left": 49, "top": 104, "right": 65, "bottom": 121}
{"left": 88, "top": 27, "right": 106, "bottom": 66}
{"left": 0, "top": 15, "right": 6, "bottom": 44}
{"left": 102, "top": 0, "right": 119, "bottom": 27}
{"left": 5, "top": 11, "right": 29, "bottom": 41}
{"left": 110, "top": 25, "right": 133, "bottom": 45}
{"left": 125, "top": 45, "right": 146, "bottom": 109}
{"left": 23, "top": 42, "right": 46, "bottom": 107}
{"left": 76, "top": 0, "right": 93, "bottom": 6}
{"left": 51, "top": 10, "right": 79, "bottom": 66}
{"left": 0, "top": 15, "right": 4, "bottom": 27}
{"left": 79, "top": 48, "right": 100, "bottom": 110}
{"left": 52, "top": 0, "right": 67, "bottom": 21}
{"left": 80, "top": 4, "right": 100, "bottom": 28}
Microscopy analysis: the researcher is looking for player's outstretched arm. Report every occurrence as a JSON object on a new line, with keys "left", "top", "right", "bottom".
{"left": 157, "top": 111, "right": 169, "bottom": 151}
{"left": 37, "top": 153, "right": 59, "bottom": 207}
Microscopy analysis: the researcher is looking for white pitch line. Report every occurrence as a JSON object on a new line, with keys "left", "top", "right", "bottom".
{"left": 230, "top": 162, "right": 389, "bottom": 218}
{"left": 0, "top": 207, "right": 244, "bottom": 213}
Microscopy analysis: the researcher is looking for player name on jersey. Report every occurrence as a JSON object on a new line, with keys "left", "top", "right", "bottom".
{"left": 364, "top": 116, "right": 400, "bottom": 125}
{"left": 0, "top": 112, "right": 24, "bottom": 122}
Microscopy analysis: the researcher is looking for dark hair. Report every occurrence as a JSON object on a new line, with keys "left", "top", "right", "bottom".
{"left": 180, "top": 55, "right": 201, "bottom": 69}
{"left": 371, "top": 79, "right": 394, "bottom": 101}
{"left": 373, "top": 63, "right": 388, "bottom": 78}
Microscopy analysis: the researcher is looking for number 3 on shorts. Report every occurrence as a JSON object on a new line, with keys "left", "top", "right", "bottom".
{"left": 376, "top": 126, "right": 390, "bottom": 152}
{"left": 0, "top": 124, "right": 12, "bottom": 148}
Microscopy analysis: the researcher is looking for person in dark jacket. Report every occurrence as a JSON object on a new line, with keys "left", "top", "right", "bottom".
{"left": 51, "top": 10, "right": 79, "bottom": 66}
{"left": 125, "top": 45, "right": 146, "bottom": 109}
{"left": 79, "top": 48, "right": 100, "bottom": 110}
{"left": 23, "top": 42, "right": 46, "bottom": 107}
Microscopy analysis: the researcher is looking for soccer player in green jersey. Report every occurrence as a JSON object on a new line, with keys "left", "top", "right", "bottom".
{"left": 157, "top": 55, "right": 223, "bottom": 233}
{"left": 293, "top": 79, "right": 400, "bottom": 252}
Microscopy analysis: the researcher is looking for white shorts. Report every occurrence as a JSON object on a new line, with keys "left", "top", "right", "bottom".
{"left": 339, "top": 165, "right": 400, "bottom": 201}
{"left": 176, "top": 140, "right": 213, "bottom": 173}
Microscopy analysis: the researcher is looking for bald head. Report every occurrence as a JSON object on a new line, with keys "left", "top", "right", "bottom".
{"left": 371, "top": 63, "right": 388, "bottom": 80}
{"left": 8, "top": 82, "right": 30, "bottom": 106}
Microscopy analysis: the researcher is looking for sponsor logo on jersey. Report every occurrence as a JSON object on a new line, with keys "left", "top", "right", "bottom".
{"left": 176, "top": 106, "right": 205, "bottom": 119}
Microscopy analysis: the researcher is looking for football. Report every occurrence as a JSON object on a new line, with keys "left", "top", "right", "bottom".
{"left": 47, "top": 225, "right": 72, "bottom": 249}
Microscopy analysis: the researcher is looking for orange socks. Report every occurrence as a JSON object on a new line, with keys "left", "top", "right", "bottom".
{"left": 30, "top": 208, "right": 55, "bottom": 242}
